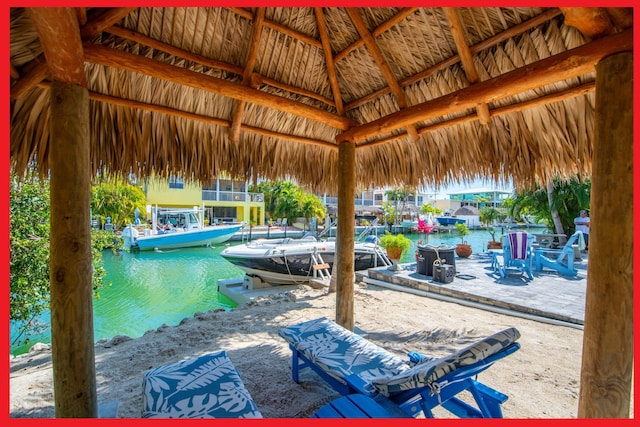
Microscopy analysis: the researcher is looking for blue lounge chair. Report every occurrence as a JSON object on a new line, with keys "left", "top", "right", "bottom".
{"left": 534, "top": 231, "right": 584, "bottom": 276}
{"left": 494, "top": 231, "right": 534, "bottom": 280}
{"left": 142, "top": 350, "right": 262, "bottom": 418}
{"left": 279, "top": 317, "right": 521, "bottom": 418}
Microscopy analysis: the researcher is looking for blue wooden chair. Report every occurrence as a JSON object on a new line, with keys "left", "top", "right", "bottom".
{"left": 534, "top": 231, "right": 584, "bottom": 276}
{"left": 280, "top": 317, "right": 521, "bottom": 418}
{"left": 494, "top": 232, "right": 534, "bottom": 280}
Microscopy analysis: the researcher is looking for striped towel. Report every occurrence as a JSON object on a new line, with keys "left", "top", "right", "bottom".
{"left": 508, "top": 232, "right": 529, "bottom": 260}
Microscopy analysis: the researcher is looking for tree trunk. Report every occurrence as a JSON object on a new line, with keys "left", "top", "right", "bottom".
{"left": 547, "top": 180, "right": 566, "bottom": 244}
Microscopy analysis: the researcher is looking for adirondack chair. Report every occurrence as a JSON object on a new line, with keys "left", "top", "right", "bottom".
{"left": 534, "top": 231, "right": 584, "bottom": 276}
{"left": 494, "top": 232, "right": 534, "bottom": 280}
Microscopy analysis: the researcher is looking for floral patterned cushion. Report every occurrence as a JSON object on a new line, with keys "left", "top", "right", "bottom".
{"left": 369, "top": 327, "right": 521, "bottom": 395}
{"left": 142, "top": 350, "right": 262, "bottom": 418}
{"left": 280, "top": 317, "right": 520, "bottom": 397}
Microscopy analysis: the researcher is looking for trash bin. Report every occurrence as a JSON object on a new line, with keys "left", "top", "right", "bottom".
{"left": 416, "top": 251, "right": 427, "bottom": 275}
{"left": 418, "top": 244, "right": 456, "bottom": 276}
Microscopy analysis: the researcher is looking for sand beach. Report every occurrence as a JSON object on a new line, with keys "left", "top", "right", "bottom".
{"left": 10, "top": 281, "right": 588, "bottom": 419}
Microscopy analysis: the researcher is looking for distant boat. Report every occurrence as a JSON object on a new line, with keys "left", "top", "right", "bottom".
{"left": 122, "top": 208, "right": 243, "bottom": 251}
{"left": 436, "top": 216, "right": 466, "bottom": 226}
{"left": 220, "top": 235, "right": 392, "bottom": 285}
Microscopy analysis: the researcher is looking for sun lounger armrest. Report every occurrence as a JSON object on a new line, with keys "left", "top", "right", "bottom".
{"left": 408, "top": 351, "right": 433, "bottom": 366}
{"left": 344, "top": 374, "right": 377, "bottom": 396}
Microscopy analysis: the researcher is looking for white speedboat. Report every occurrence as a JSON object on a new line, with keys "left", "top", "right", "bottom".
{"left": 220, "top": 235, "right": 392, "bottom": 285}
{"left": 123, "top": 207, "right": 243, "bottom": 251}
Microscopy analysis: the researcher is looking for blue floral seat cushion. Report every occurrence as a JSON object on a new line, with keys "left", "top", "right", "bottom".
{"left": 142, "top": 350, "right": 262, "bottom": 418}
{"left": 279, "top": 317, "right": 520, "bottom": 397}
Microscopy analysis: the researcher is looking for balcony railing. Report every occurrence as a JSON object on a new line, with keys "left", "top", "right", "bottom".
{"left": 201, "top": 191, "right": 264, "bottom": 202}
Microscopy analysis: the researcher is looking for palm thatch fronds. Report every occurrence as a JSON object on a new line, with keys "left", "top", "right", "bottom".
{"left": 10, "top": 7, "right": 632, "bottom": 192}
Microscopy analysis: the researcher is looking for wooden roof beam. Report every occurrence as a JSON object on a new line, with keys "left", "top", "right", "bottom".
{"left": 338, "top": 29, "right": 632, "bottom": 144}
{"left": 345, "top": 8, "right": 563, "bottom": 111}
{"left": 560, "top": 7, "right": 633, "bottom": 39}
{"left": 560, "top": 7, "right": 616, "bottom": 39}
{"left": 105, "top": 25, "right": 335, "bottom": 108}
{"left": 443, "top": 7, "right": 491, "bottom": 125}
{"left": 37, "top": 81, "right": 338, "bottom": 151}
{"left": 28, "top": 8, "right": 86, "bottom": 85}
{"left": 357, "top": 81, "right": 596, "bottom": 149}
{"left": 315, "top": 7, "right": 344, "bottom": 115}
{"left": 346, "top": 8, "right": 419, "bottom": 141}
{"left": 11, "top": 7, "right": 134, "bottom": 100}
{"left": 80, "top": 7, "right": 135, "bottom": 39}
{"left": 230, "top": 7, "right": 323, "bottom": 49}
{"left": 229, "top": 8, "right": 265, "bottom": 143}
{"left": 82, "top": 43, "right": 357, "bottom": 131}
{"left": 334, "top": 8, "right": 418, "bottom": 63}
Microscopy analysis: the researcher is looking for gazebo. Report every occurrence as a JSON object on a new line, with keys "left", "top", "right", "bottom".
{"left": 9, "top": 7, "right": 633, "bottom": 418}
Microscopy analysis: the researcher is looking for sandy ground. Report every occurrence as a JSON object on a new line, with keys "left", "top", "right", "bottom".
{"left": 10, "top": 282, "right": 588, "bottom": 418}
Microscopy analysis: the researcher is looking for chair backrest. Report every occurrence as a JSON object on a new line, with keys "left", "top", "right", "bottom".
{"left": 555, "top": 231, "right": 584, "bottom": 262}
{"left": 370, "top": 327, "right": 521, "bottom": 395}
{"left": 507, "top": 232, "right": 530, "bottom": 260}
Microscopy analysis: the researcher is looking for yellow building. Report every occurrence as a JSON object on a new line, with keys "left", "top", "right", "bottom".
{"left": 144, "top": 176, "right": 265, "bottom": 226}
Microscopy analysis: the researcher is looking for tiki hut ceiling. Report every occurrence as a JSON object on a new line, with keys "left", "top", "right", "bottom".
{"left": 9, "top": 7, "right": 633, "bottom": 193}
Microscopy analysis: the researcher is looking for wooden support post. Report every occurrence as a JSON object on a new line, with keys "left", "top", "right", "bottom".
{"left": 335, "top": 141, "right": 356, "bottom": 331}
{"left": 578, "top": 51, "right": 633, "bottom": 418}
{"left": 49, "top": 81, "right": 97, "bottom": 417}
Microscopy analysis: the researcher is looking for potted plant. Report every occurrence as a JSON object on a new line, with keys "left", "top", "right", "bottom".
{"left": 487, "top": 227, "right": 503, "bottom": 250}
{"left": 454, "top": 222, "right": 472, "bottom": 258}
{"left": 379, "top": 232, "right": 411, "bottom": 271}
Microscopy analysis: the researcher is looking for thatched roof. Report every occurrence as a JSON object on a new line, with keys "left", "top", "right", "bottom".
{"left": 9, "top": 7, "right": 632, "bottom": 192}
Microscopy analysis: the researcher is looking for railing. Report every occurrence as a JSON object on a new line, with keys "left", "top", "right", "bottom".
{"left": 201, "top": 191, "right": 264, "bottom": 202}
{"left": 317, "top": 218, "right": 337, "bottom": 238}
{"left": 358, "top": 218, "right": 379, "bottom": 240}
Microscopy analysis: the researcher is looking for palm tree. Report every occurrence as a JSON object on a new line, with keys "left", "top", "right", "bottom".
{"left": 510, "top": 177, "right": 590, "bottom": 243}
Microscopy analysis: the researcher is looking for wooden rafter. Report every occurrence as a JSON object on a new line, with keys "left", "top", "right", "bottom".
{"left": 28, "top": 8, "right": 86, "bottom": 85}
{"left": 346, "top": 8, "right": 419, "bottom": 141}
{"left": 38, "top": 79, "right": 338, "bottom": 150}
{"left": 10, "top": 58, "right": 48, "bottom": 100}
{"left": 337, "top": 29, "right": 632, "bottom": 144}
{"left": 229, "top": 8, "right": 265, "bottom": 143}
{"left": 357, "top": 81, "right": 597, "bottom": 148}
{"left": 106, "top": 25, "right": 243, "bottom": 75}
{"left": 344, "top": 8, "right": 563, "bottom": 111}
{"left": 105, "top": 25, "right": 335, "bottom": 107}
{"left": 80, "top": 7, "right": 135, "bottom": 39}
{"left": 230, "top": 7, "right": 323, "bottom": 49}
{"left": 315, "top": 7, "right": 344, "bottom": 115}
{"left": 560, "top": 7, "right": 615, "bottom": 39}
{"left": 11, "top": 7, "right": 134, "bottom": 100}
{"left": 82, "top": 43, "right": 356, "bottom": 130}
{"left": 443, "top": 7, "right": 491, "bottom": 125}
{"left": 334, "top": 7, "right": 418, "bottom": 63}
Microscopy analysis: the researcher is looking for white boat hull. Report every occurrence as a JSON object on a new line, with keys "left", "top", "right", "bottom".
{"left": 220, "top": 237, "right": 391, "bottom": 285}
{"left": 123, "top": 224, "right": 243, "bottom": 251}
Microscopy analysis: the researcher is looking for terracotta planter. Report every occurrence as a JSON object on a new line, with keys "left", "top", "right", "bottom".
{"left": 386, "top": 247, "right": 403, "bottom": 261}
{"left": 487, "top": 241, "right": 503, "bottom": 250}
{"left": 455, "top": 243, "right": 473, "bottom": 258}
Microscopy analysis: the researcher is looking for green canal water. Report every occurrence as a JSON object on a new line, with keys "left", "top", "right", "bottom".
{"left": 10, "top": 228, "right": 531, "bottom": 355}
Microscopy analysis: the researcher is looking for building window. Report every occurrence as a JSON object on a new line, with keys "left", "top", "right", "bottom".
{"left": 168, "top": 176, "right": 184, "bottom": 189}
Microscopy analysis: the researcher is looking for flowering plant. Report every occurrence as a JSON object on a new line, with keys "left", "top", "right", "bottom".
{"left": 417, "top": 219, "right": 435, "bottom": 243}
{"left": 417, "top": 219, "right": 435, "bottom": 235}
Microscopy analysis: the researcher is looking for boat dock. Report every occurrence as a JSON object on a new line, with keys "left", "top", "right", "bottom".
{"left": 221, "top": 250, "right": 587, "bottom": 329}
